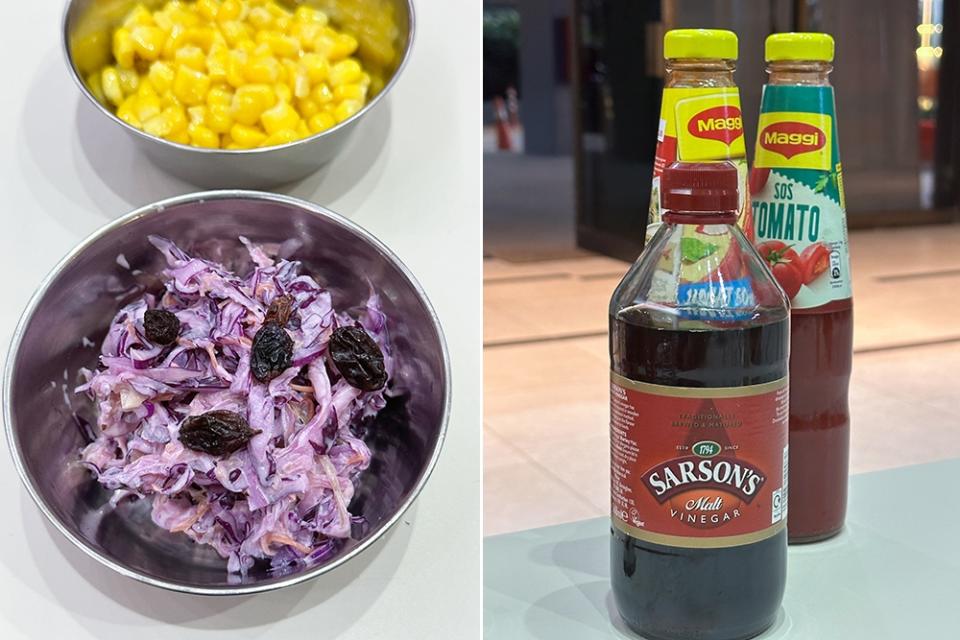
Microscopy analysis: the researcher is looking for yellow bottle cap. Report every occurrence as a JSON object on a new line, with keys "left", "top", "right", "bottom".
{"left": 765, "top": 32, "right": 835, "bottom": 62}
{"left": 664, "top": 29, "right": 738, "bottom": 60}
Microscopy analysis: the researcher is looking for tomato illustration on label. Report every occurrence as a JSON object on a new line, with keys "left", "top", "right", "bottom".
{"left": 800, "top": 242, "right": 830, "bottom": 284}
{"left": 687, "top": 105, "right": 744, "bottom": 146}
{"left": 757, "top": 240, "right": 802, "bottom": 299}
{"left": 749, "top": 168, "right": 771, "bottom": 195}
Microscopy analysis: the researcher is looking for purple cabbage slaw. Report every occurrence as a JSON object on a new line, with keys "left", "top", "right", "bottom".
{"left": 76, "top": 236, "right": 393, "bottom": 575}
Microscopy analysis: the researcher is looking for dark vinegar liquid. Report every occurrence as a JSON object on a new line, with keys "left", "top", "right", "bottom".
{"left": 610, "top": 308, "right": 788, "bottom": 640}
{"left": 787, "top": 303, "right": 853, "bottom": 542}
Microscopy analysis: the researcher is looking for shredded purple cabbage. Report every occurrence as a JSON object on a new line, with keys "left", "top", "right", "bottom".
{"left": 76, "top": 236, "right": 392, "bottom": 575}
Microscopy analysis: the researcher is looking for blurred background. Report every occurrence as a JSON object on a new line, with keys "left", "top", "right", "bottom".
{"left": 484, "top": 0, "right": 960, "bottom": 536}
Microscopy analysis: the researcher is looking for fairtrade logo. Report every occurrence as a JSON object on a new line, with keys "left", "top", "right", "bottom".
{"left": 687, "top": 105, "right": 744, "bottom": 145}
{"left": 759, "top": 121, "right": 826, "bottom": 159}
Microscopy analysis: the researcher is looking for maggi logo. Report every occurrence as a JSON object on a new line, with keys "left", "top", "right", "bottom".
{"left": 687, "top": 105, "right": 744, "bottom": 145}
{"left": 759, "top": 121, "right": 826, "bottom": 159}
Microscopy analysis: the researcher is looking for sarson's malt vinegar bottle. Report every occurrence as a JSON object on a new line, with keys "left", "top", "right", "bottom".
{"left": 749, "top": 33, "right": 853, "bottom": 543}
{"left": 647, "top": 29, "right": 752, "bottom": 246}
{"left": 611, "top": 162, "right": 789, "bottom": 640}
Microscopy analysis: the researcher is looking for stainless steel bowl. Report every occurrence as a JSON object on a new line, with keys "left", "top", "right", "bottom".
{"left": 63, "top": 0, "right": 414, "bottom": 188}
{"left": 4, "top": 191, "right": 449, "bottom": 595}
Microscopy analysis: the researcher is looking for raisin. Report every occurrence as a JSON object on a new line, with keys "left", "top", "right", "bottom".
{"left": 144, "top": 309, "right": 180, "bottom": 345}
{"left": 179, "top": 410, "right": 261, "bottom": 456}
{"left": 251, "top": 321, "right": 294, "bottom": 382}
{"left": 329, "top": 326, "right": 387, "bottom": 391}
{"left": 265, "top": 294, "right": 296, "bottom": 326}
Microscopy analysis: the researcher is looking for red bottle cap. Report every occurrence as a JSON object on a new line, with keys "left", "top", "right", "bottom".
{"left": 661, "top": 162, "right": 739, "bottom": 213}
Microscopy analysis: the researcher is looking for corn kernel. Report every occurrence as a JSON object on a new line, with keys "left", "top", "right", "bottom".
{"left": 175, "top": 45, "right": 207, "bottom": 72}
{"left": 207, "top": 43, "right": 229, "bottom": 82}
{"left": 206, "top": 104, "right": 234, "bottom": 133}
{"left": 274, "top": 15, "right": 291, "bottom": 33}
{"left": 300, "top": 53, "right": 329, "bottom": 83}
{"left": 113, "top": 28, "right": 136, "bottom": 69}
{"left": 329, "top": 34, "right": 358, "bottom": 61}
{"left": 334, "top": 99, "right": 363, "bottom": 123}
{"left": 118, "top": 68, "right": 140, "bottom": 95}
{"left": 230, "top": 123, "right": 268, "bottom": 148}
{"left": 186, "top": 27, "right": 217, "bottom": 52}
{"left": 86, "top": 73, "right": 107, "bottom": 104}
{"left": 144, "top": 105, "right": 188, "bottom": 138}
{"left": 311, "top": 82, "right": 333, "bottom": 104}
{"left": 328, "top": 59, "right": 362, "bottom": 87}
{"left": 257, "top": 31, "right": 300, "bottom": 58}
{"left": 197, "top": 0, "right": 220, "bottom": 22}
{"left": 296, "top": 119, "right": 311, "bottom": 138}
{"left": 262, "top": 128, "right": 299, "bottom": 146}
{"left": 131, "top": 25, "right": 166, "bottom": 61}
{"left": 221, "top": 21, "right": 252, "bottom": 47}
{"left": 136, "top": 94, "right": 162, "bottom": 122}
{"left": 137, "top": 79, "right": 158, "bottom": 100}
{"left": 226, "top": 50, "right": 247, "bottom": 88}
{"left": 218, "top": 0, "right": 243, "bottom": 22}
{"left": 266, "top": 2, "right": 291, "bottom": 19}
{"left": 261, "top": 100, "right": 299, "bottom": 135}
{"left": 188, "top": 123, "right": 220, "bottom": 148}
{"left": 296, "top": 97, "right": 320, "bottom": 119}
{"left": 124, "top": 4, "right": 154, "bottom": 28}
{"left": 166, "top": 129, "right": 191, "bottom": 145}
{"left": 173, "top": 65, "right": 211, "bottom": 106}
{"left": 253, "top": 42, "right": 273, "bottom": 59}
{"left": 295, "top": 6, "right": 328, "bottom": 25}
{"left": 308, "top": 112, "right": 336, "bottom": 134}
{"left": 148, "top": 61, "right": 176, "bottom": 93}
{"left": 188, "top": 106, "right": 208, "bottom": 124}
{"left": 232, "top": 84, "right": 276, "bottom": 125}
{"left": 207, "top": 85, "right": 233, "bottom": 107}
{"left": 244, "top": 56, "right": 281, "bottom": 83}
{"left": 334, "top": 84, "right": 366, "bottom": 102}
{"left": 117, "top": 96, "right": 141, "bottom": 127}
{"left": 102, "top": 67, "right": 124, "bottom": 106}
{"left": 249, "top": 7, "right": 273, "bottom": 30}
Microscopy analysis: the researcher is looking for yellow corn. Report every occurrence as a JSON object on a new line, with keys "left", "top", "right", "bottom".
{"left": 328, "top": 59, "right": 362, "bottom": 87}
{"left": 148, "top": 61, "right": 176, "bottom": 93}
{"left": 218, "top": 0, "right": 243, "bottom": 22}
{"left": 131, "top": 25, "right": 166, "bottom": 61}
{"left": 102, "top": 67, "right": 124, "bottom": 106}
{"left": 144, "top": 105, "right": 187, "bottom": 138}
{"left": 244, "top": 56, "right": 281, "bottom": 83}
{"left": 91, "top": 0, "right": 374, "bottom": 149}
{"left": 188, "top": 122, "right": 220, "bottom": 148}
{"left": 260, "top": 100, "right": 300, "bottom": 135}
{"left": 197, "top": 0, "right": 220, "bottom": 22}
{"left": 117, "top": 96, "right": 141, "bottom": 127}
{"left": 118, "top": 68, "right": 141, "bottom": 95}
{"left": 230, "top": 123, "right": 267, "bottom": 148}
{"left": 334, "top": 99, "right": 363, "bottom": 123}
{"left": 173, "top": 65, "right": 211, "bottom": 106}
{"left": 308, "top": 112, "right": 336, "bottom": 134}
{"left": 113, "top": 28, "right": 136, "bottom": 69}
{"left": 263, "top": 128, "right": 299, "bottom": 146}
{"left": 86, "top": 73, "right": 107, "bottom": 104}
{"left": 231, "top": 83, "right": 276, "bottom": 125}
{"left": 175, "top": 45, "right": 207, "bottom": 72}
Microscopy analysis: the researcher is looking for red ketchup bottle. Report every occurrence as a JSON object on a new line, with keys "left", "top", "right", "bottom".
{"left": 749, "top": 33, "right": 852, "bottom": 542}
{"left": 610, "top": 162, "right": 789, "bottom": 640}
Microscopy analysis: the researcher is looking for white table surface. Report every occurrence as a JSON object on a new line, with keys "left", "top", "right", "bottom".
{"left": 0, "top": 2, "right": 481, "bottom": 638}
{"left": 484, "top": 460, "right": 959, "bottom": 639}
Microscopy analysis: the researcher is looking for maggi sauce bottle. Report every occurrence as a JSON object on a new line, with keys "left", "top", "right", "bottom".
{"left": 611, "top": 162, "right": 789, "bottom": 640}
{"left": 749, "top": 33, "right": 852, "bottom": 543}
{"left": 648, "top": 30, "right": 752, "bottom": 245}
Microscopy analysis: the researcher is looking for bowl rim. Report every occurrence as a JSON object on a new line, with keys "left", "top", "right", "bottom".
{"left": 61, "top": 0, "right": 416, "bottom": 155}
{"left": 2, "top": 190, "right": 451, "bottom": 595}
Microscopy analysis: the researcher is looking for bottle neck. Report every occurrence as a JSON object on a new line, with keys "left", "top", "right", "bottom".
{"left": 665, "top": 58, "right": 737, "bottom": 88}
{"left": 766, "top": 60, "right": 832, "bottom": 86}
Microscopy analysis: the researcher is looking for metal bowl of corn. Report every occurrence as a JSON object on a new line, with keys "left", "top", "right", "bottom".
{"left": 63, "top": 0, "right": 414, "bottom": 188}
